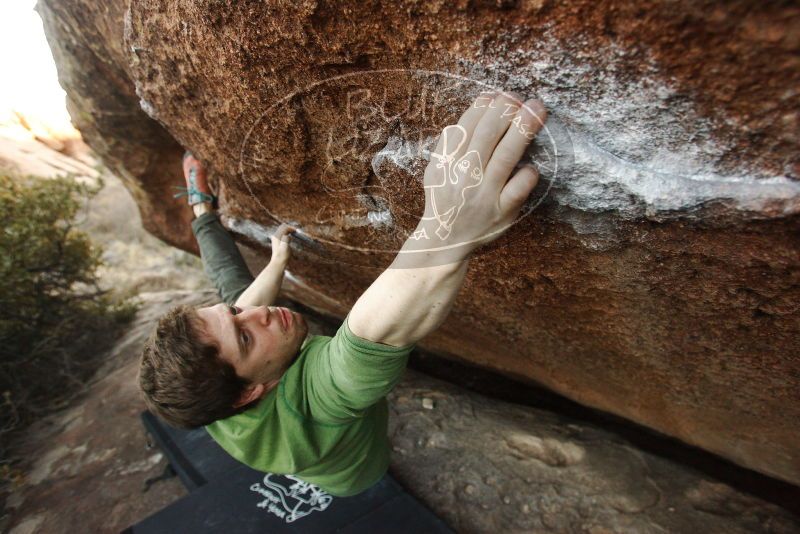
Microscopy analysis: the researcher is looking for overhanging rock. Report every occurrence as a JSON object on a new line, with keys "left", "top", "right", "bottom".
{"left": 39, "top": 0, "right": 800, "bottom": 484}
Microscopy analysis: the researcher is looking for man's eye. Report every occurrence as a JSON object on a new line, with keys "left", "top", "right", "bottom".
{"left": 230, "top": 305, "right": 239, "bottom": 315}
{"left": 241, "top": 331, "right": 250, "bottom": 347}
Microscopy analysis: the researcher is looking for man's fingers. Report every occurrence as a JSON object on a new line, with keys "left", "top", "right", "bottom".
{"left": 464, "top": 92, "right": 522, "bottom": 174}
{"left": 430, "top": 91, "right": 493, "bottom": 166}
{"left": 428, "top": 125, "right": 467, "bottom": 186}
{"left": 273, "top": 223, "right": 296, "bottom": 242}
{"left": 484, "top": 99, "right": 547, "bottom": 183}
{"left": 499, "top": 164, "right": 539, "bottom": 215}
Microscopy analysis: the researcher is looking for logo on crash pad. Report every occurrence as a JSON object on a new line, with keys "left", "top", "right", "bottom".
{"left": 250, "top": 474, "right": 333, "bottom": 523}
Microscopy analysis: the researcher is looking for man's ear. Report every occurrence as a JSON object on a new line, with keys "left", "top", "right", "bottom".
{"left": 233, "top": 383, "right": 266, "bottom": 408}
{"left": 233, "top": 379, "right": 280, "bottom": 409}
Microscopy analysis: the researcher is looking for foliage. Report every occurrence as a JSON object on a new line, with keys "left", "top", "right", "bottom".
{"left": 0, "top": 173, "right": 137, "bottom": 467}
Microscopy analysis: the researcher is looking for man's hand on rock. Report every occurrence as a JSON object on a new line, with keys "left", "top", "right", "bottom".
{"left": 406, "top": 92, "right": 546, "bottom": 263}
{"left": 270, "top": 223, "right": 295, "bottom": 265}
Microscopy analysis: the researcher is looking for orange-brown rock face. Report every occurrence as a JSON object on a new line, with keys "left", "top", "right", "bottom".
{"left": 39, "top": 0, "right": 799, "bottom": 484}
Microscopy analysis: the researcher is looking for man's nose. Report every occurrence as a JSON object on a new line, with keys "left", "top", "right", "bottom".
{"left": 245, "top": 305, "right": 269, "bottom": 326}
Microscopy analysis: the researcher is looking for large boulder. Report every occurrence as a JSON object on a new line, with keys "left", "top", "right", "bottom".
{"left": 38, "top": 0, "right": 800, "bottom": 484}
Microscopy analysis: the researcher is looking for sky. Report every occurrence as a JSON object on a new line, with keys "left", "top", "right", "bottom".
{"left": 0, "top": 0, "right": 77, "bottom": 136}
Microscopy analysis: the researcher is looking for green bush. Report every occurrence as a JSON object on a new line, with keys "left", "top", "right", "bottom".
{"left": 0, "top": 173, "right": 136, "bottom": 465}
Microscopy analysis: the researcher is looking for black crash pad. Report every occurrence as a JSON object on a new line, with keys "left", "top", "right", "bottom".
{"left": 125, "top": 411, "right": 452, "bottom": 533}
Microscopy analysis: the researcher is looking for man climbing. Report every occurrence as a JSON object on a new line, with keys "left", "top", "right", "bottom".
{"left": 138, "top": 92, "right": 547, "bottom": 496}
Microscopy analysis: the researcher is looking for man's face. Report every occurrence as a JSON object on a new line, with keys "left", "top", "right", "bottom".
{"left": 196, "top": 303, "right": 308, "bottom": 390}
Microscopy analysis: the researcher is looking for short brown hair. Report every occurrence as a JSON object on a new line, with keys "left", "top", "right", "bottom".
{"left": 138, "top": 304, "right": 249, "bottom": 428}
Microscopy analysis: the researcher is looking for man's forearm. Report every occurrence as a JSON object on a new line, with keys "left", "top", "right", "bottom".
{"left": 234, "top": 259, "right": 287, "bottom": 308}
{"left": 348, "top": 237, "right": 471, "bottom": 346}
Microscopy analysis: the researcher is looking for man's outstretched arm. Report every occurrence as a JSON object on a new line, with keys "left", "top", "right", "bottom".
{"left": 347, "top": 247, "right": 470, "bottom": 347}
{"left": 348, "top": 92, "right": 547, "bottom": 346}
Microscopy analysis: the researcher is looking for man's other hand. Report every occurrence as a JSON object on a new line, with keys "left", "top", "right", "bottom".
{"left": 270, "top": 223, "right": 295, "bottom": 265}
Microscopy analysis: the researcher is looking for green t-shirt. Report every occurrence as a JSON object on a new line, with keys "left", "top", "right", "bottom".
{"left": 205, "top": 315, "right": 414, "bottom": 497}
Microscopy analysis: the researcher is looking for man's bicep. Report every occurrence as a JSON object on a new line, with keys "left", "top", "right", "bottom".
{"left": 304, "top": 316, "right": 413, "bottom": 423}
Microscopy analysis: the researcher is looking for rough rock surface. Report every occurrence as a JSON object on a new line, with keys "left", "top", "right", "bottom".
{"left": 388, "top": 372, "right": 800, "bottom": 534}
{"left": 0, "top": 115, "right": 95, "bottom": 179}
{"left": 4, "top": 290, "right": 797, "bottom": 534}
{"left": 38, "top": 0, "right": 800, "bottom": 484}
{"left": 2, "top": 291, "right": 209, "bottom": 534}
